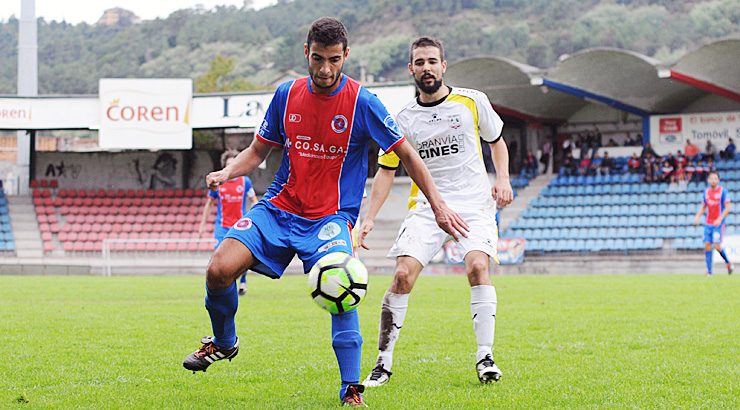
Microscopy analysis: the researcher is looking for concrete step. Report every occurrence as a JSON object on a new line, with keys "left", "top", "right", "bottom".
{"left": 16, "top": 249, "right": 43, "bottom": 258}
{"left": 10, "top": 214, "right": 36, "bottom": 223}
{"left": 16, "top": 239, "right": 43, "bottom": 249}
{"left": 7, "top": 196, "right": 33, "bottom": 205}
{"left": 14, "top": 231, "right": 41, "bottom": 240}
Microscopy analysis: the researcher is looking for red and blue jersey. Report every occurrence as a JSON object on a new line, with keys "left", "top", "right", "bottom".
{"left": 703, "top": 185, "right": 730, "bottom": 225}
{"left": 256, "top": 75, "right": 404, "bottom": 221}
{"left": 209, "top": 176, "right": 254, "bottom": 228}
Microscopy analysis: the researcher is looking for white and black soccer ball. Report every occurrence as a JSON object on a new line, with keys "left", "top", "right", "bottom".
{"left": 307, "top": 252, "right": 368, "bottom": 314}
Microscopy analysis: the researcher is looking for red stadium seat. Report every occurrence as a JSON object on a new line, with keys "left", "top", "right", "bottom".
{"left": 78, "top": 232, "right": 90, "bottom": 242}
{"left": 63, "top": 242, "right": 74, "bottom": 252}
{"left": 30, "top": 179, "right": 39, "bottom": 188}
{"left": 73, "top": 242, "right": 85, "bottom": 252}
{"left": 76, "top": 189, "right": 87, "bottom": 198}
{"left": 43, "top": 241, "right": 54, "bottom": 253}
{"left": 49, "top": 180, "right": 58, "bottom": 188}
{"left": 39, "top": 179, "right": 49, "bottom": 188}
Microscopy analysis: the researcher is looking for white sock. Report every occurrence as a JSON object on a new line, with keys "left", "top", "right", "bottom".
{"left": 376, "top": 291, "right": 409, "bottom": 371}
{"left": 471, "top": 285, "right": 497, "bottom": 363}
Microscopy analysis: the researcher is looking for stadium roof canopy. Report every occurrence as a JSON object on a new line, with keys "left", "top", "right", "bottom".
{"left": 446, "top": 39, "right": 740, "bottom": 124}
{"left": 445, "top": 57, "right": 586, "bottom": 124}
{"left": 660, "top": 38, "right": 740, "bottom": 103}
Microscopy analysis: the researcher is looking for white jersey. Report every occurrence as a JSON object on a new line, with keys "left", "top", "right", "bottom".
{"left": 378, "top": 86, "right": 504, "bottom": 211}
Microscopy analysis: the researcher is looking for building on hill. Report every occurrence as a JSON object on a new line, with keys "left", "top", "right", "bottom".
{"left": 96, "top": 8, "right": 140, "bottom": 27}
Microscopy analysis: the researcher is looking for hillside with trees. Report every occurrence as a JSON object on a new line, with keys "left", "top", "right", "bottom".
{"left": 0, "top": 0, "right": 738, "bottom": 94}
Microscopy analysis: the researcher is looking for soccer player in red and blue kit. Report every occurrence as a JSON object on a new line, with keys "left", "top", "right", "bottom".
{"left": 199, "top": 150, "right": 258, "bottom": 295}
{"left": 693, "top": 171, "right": 733, "bottom": 276}
{"left": 181, "top": 17, "right": 467, "bottom": 407}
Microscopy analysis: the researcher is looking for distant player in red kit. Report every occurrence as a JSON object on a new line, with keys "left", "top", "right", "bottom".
{"left": 199, "top": 150, "right": 258, "bottom": 294}
{"left": 693, "top": 171, "right": 733, "bottom": 276}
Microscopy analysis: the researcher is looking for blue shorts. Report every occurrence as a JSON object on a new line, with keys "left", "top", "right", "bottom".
{"left": 703, "top": 224, "right": 725, "bottom": 244}
{"left": 214, "top": 225, "right": 230, "bottom": 248}
{"left": 224, "top": 201, "right": 354, "bottom": 279}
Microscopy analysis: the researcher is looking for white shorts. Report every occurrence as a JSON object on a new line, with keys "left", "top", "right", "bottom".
{"left": 387, "top": 205, "right": 498, "bottom": 266}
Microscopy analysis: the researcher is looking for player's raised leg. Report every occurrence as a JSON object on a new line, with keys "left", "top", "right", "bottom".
{"left": 363, "top": 256, "right": 423, "bottom": 387}
{"left": 713, "top": 229, "right": 732, "bottom": 274}
{"left": 465, "top": 250, "right": 502, "bottom": 383}
{"left": 183, "top": 238, "right": 254, "bottom": 372}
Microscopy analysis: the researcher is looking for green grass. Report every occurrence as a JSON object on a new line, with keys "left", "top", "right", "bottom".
{"left": 1, "top": 274, "right": 738, "bottom": 409}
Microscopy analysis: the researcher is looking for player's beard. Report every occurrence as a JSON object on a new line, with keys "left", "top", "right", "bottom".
{"left": 309, "top": 63, "right": 343, "bottom": 90}
{"left": 415, "top": 73, "right": 443, "bottom": 95}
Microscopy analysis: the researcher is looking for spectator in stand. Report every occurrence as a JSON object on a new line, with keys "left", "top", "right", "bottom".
{"left": 561, "top": 153, "right": 577, "bottom": 176}
{"left": 684, "top": 139, "right": 700, "bottom": 160}
{"left": 562, "top": 135, "right": 573, "bottom": 156}
{"left": 522, "top": 151, "right": 538, "bottom": 178}
{"left": 600, "top": 151, "right": 614, "bottom": 176}
{"left": 704, "top": 140, "right": 718, "bottom": 162}
{"left": 660, "top": 160, "right": 674, "bottom": 182}
{"left": 627, "top": 153, "right": 641, "bottom": 173}
{"left": 643, "top": 153, "right": 658, "bottom": 182}
{"left": 685, "top": 160, "right": 696, "bottom": 181}
{"left": 672, "top": 162, "right": 688, "bottom": 184}
{"left": 666, "top": 152, "right": 677, "bottom": 168}
{"left": 606, "top": 137, "right": 618, "bottom": 147}
{"left": 720, "top": 138, "right": 736, "bottom": 160}
{"left": 579, "top": 155, "right": 592, "bottom": 176}
{"left": 693, "top": 160, "right": 707, "bottom": 182}
{"left": 640, "top": 142, "right": 657, "bottom": 159}
{"left": 633, "top": 133, "right": 644, "bottom": 146}
{"left": 707, "top": 157, "right": 717, "bottom": 173}
{"left": 676, "top": 150, "right": 688, "bottom": 167}
{"left": 540, "top": 140, "right": 552, "bottom": 174}
{"left": 589, "top": 153, "right": 602, "bottom": 176}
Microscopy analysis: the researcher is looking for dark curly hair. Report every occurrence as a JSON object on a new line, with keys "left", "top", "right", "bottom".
{"left": 409, "top": 36, "right": 445, "bottom": 64}
{"left": 307, "top": 17, "right": 348, "bottom": 50}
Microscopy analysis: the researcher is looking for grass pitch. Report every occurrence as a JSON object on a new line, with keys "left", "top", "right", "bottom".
{"left": 1, "top": 273, "right": 737, "bottom": 409}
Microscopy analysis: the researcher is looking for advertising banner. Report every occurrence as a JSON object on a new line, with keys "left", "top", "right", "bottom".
{"left": 650, "top": 111, "right": 740, "bottom": 155}
{"left": 99, "top": 79, "right": 192, "bottom": 149}
{"left": 440, "top": 237, "right": 525, "bottom": 265}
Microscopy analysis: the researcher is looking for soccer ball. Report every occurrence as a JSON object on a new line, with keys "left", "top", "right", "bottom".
{"left": 308, "top": 252, "right": 368, "bottom": 314}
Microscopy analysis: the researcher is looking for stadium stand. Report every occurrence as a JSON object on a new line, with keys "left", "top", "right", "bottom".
{"left": 33, "top": 186, "right": 214, "bottom": 254}
{"left": 501, "top": 157, "right": 740, "bottom": 254}
{"left": 0, "top": 186, "right": 15, "bottom": 253}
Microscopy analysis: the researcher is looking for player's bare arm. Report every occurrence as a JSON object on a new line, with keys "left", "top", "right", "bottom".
{"left": 693, "top": 204, "right": 706, "bottom": 225}
{"left": 714, "top": 202, "right": 730, "bottom": 226}
{"left": 198, "top": 196, "right": 216, "bottom": 236}
{"left": 489, "top": 139, "right": 513, "bottom": 208}
{"left": 359, "top": 167, "right": 395, "bottom": 250}
{"left": 393, "top": 140, "right": 469, "bottom": 240}
{"left": 206, "top": 139, "right": 272, "bottom": 189}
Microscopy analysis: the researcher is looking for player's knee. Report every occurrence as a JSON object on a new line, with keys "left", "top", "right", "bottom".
{"left": 332, "top": 330, "right": 363, "bottom": 349}
{"left": 206, "top": 260, "right": 233, "bottom": 289}
{"left": 704, "top": 243, "right": 712, "bottom": 251}
{"left": 392, "top": 267, "right": 414, "bottom": 293}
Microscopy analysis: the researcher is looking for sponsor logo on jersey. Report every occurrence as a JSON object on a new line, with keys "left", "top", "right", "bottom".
{"left": 417, "top": 134, "right": 465, "bottom": 159}
{"left": 288, "top": 113, "right": 302, "bottom": 123}
{"left": 318, "top": 222, "right": 342, "bottom": 240}
{"left": 233, "top": 217, "right": 253, "bottom": 230}
{"left": 318, "top": 239, "right": 347, "bottom": 253}
{"left": 448, "top": 114, "right": 462, "bottom": 129}
{"left": 331, "top": 115, "right": 348, "bottom": 133}
{"left": 427, "top": 112, "right": 443, "bottom": 124}
{"left": 259, "top": 119, "right": 269, "bottom": 136}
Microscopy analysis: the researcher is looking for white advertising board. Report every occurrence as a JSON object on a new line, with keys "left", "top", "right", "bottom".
{"left": 650, "top": 111, "right": 740, "bottom": 155}
{"left": 99, "top": 79, "right": 192, "bottom": 149}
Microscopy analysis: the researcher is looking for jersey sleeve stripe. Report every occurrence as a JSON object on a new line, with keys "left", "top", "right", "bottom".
{"left": 255, "top": 133, "right": 283, "bottom": 148}
{"left": 384, "top": 135, "right": 406, "bottom": 154}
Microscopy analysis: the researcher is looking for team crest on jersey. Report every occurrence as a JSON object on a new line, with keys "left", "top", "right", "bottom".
{"left": 448, "top": 114, "right": 462, "bottom": 129}
{"left": 233, "top": 218, "right": 253, "bottom": 230}
{"left": 236, "top": 185, "right": 244, "bottom": 193}
{"left": 331, "top": 115, "right": 348, "bottom": 133}
{"left": 383, "top": 114, "right": 400, "bottom": 134}
{"left": 318, "top": 222, "right": 342, "bottom": 240}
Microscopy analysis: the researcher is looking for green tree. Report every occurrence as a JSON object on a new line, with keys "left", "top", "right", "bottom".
{"left": 194, "top": 54, "right": 259, "bottom": 92}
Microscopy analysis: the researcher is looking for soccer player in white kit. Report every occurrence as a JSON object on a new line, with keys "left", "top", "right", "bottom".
{"left": 360, "top": 37, "right": 513, "bottom": 387}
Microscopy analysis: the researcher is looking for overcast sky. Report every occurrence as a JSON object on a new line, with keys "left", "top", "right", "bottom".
{"left": 1, "top": 0, "right": 278, "bottom": 24}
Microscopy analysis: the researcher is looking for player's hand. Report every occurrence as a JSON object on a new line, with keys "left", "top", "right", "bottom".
{"left": 206, "top": 169, "right": 230, "bottom": 190}
{"left": 493, "top": 177, "right": 513, "bottom": 208}
{"left": 693, "top": 216, "right": 700, "bottom": 225}
{"left": 359, "top": 219, "right": 375, "bottom": 250}
{"left": 713, "top": 218, "right": 722, "bottom": 227}
{"left": 433, "top": 203, "right": 469, "bottom": 241}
